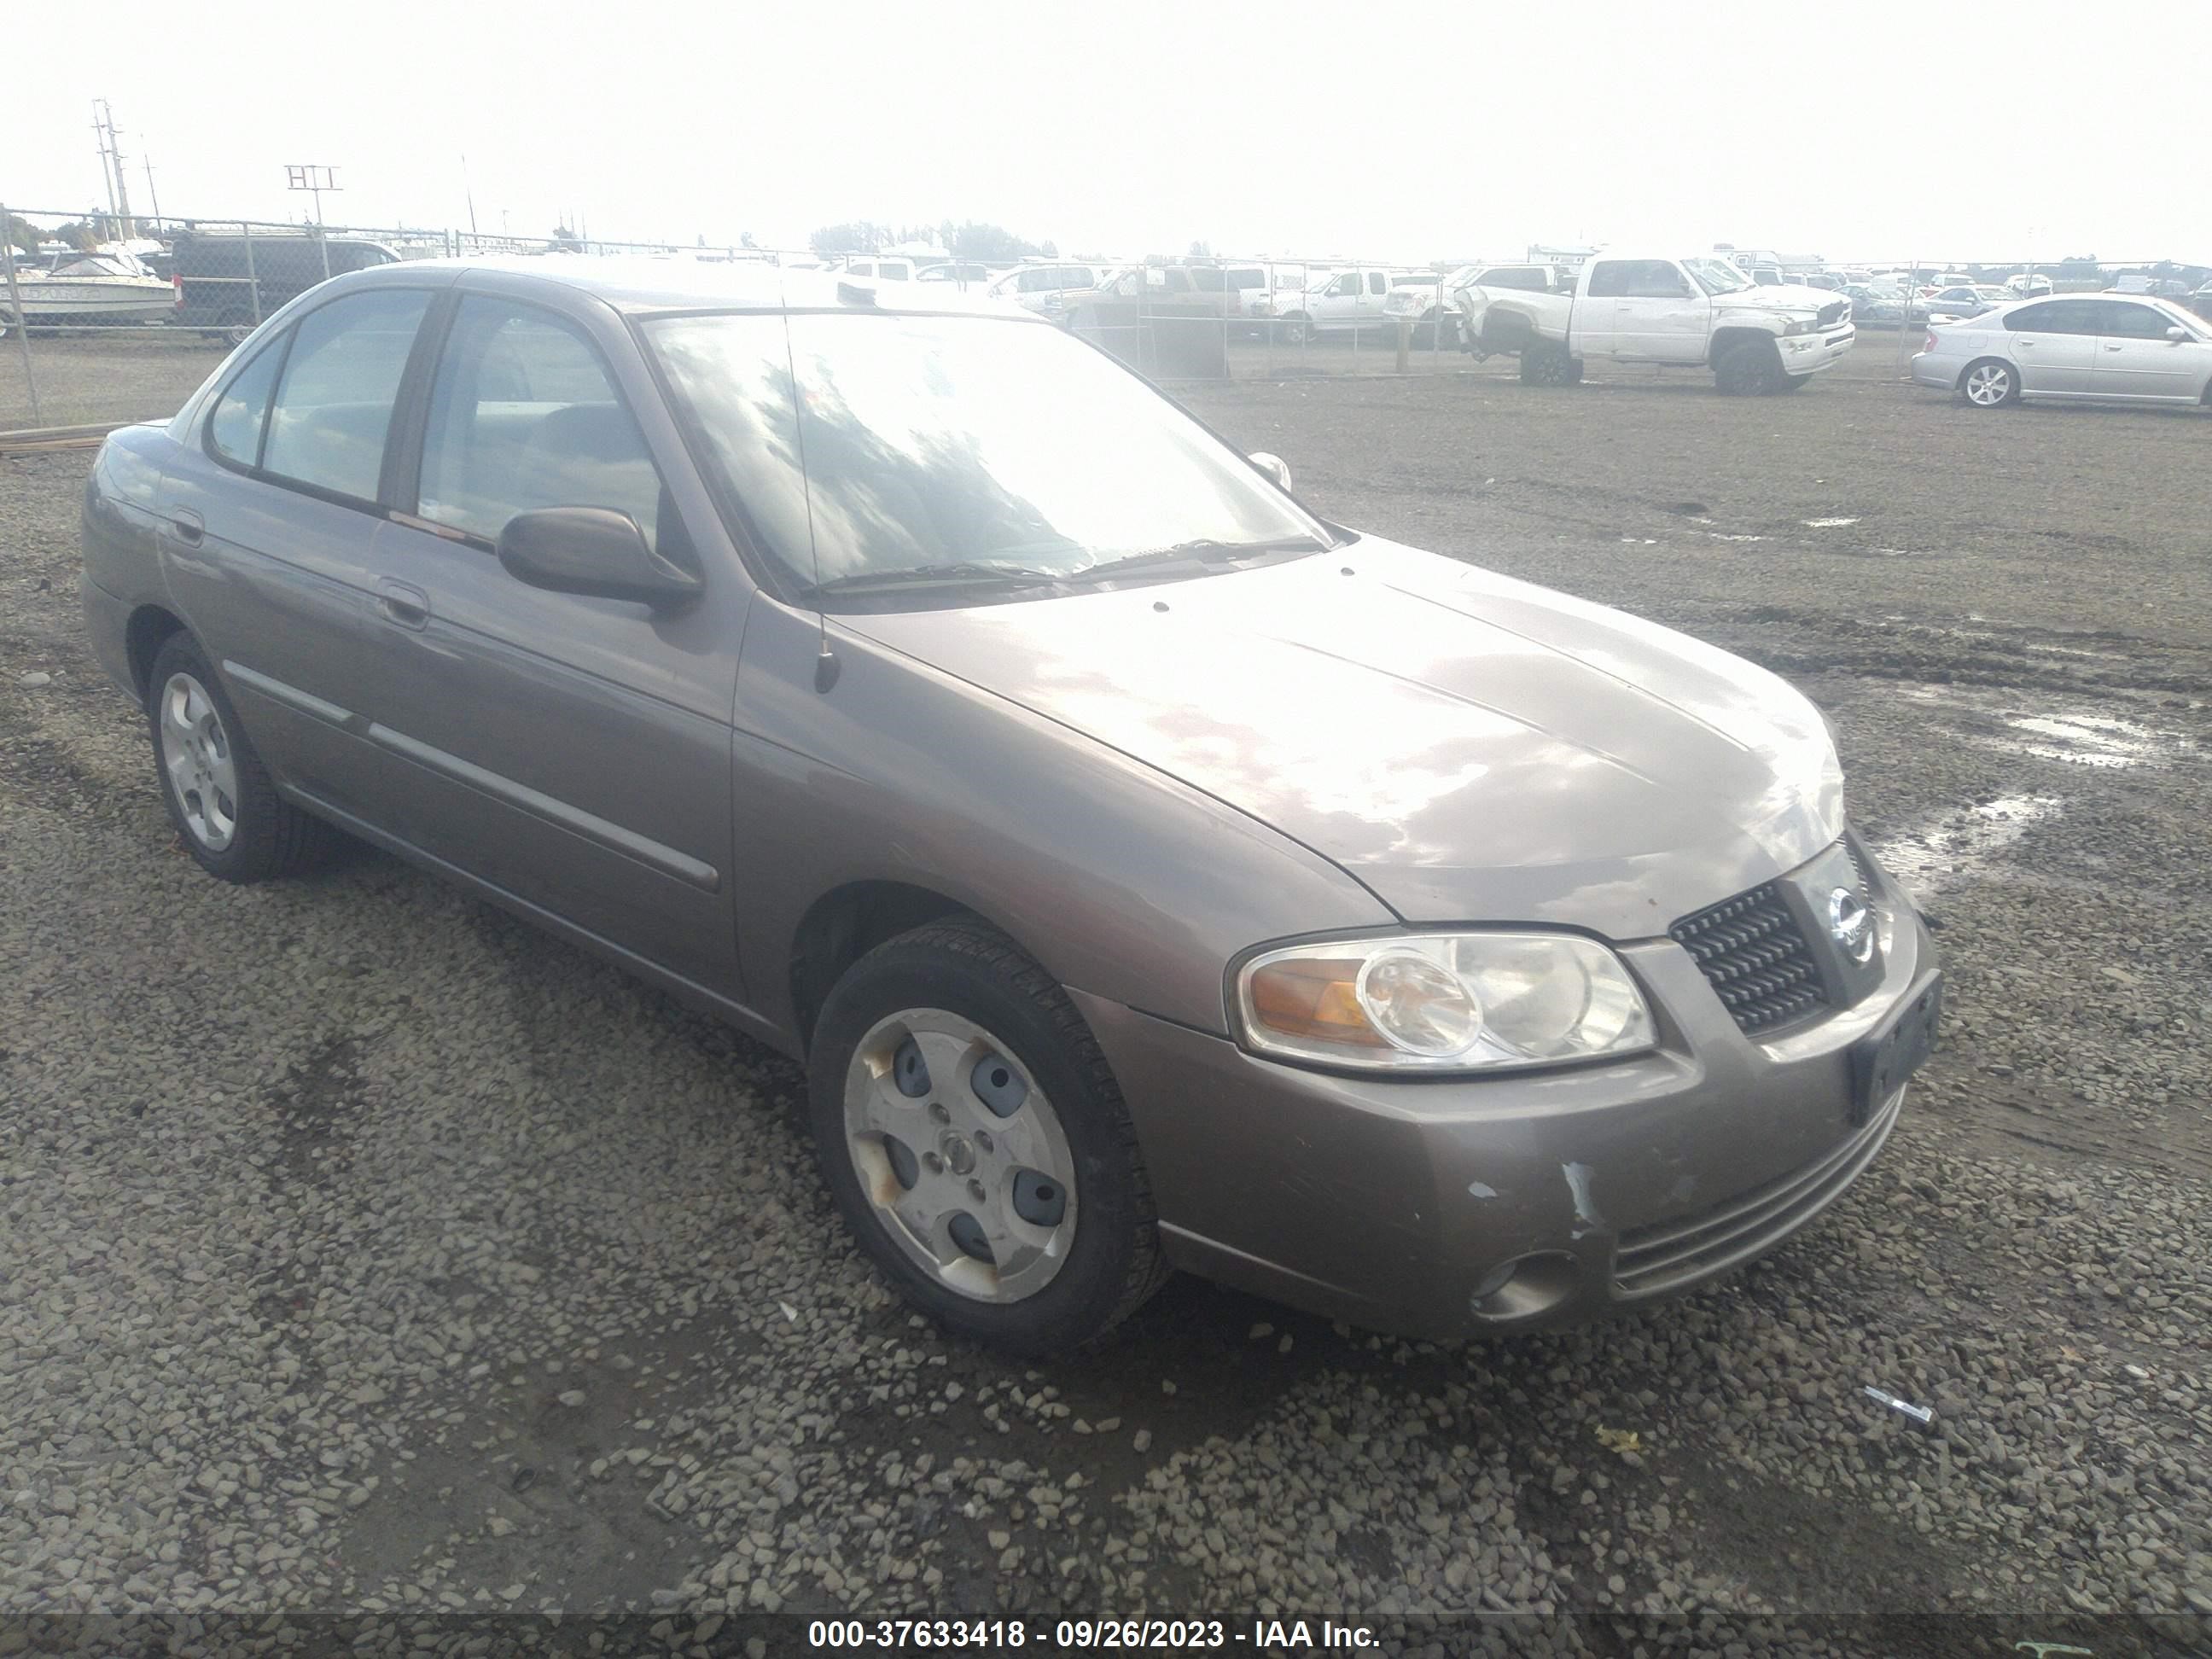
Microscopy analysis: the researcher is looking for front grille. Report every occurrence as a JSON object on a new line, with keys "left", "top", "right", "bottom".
{"left": 1669, "top": 882, "right": 1829, "bottom": 1034}
{"left": 1613, "top": 1088, "right": 1901, "bottom": 1298}
{"left": 1843, "top": 837, "right": 1873, "bottom": 900}
{"left": 1818, "top": 300, "right": 1847, "bottom": 329}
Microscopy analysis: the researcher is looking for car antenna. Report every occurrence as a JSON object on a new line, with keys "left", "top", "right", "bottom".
{"left": 779, "top": 261, "right": 839, "bottom": 692}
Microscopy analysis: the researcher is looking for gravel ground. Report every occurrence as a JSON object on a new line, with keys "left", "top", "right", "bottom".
{"left": 2, "top": 349, "right": 2209, "bottom": 1652}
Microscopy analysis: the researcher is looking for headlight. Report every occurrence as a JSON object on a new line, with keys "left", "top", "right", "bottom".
{"left": 1234, "top": 933, "right": 1656, "bottom": 1074}
{"left": 1782, "top": 317, "right": 1820, "bottom": 335}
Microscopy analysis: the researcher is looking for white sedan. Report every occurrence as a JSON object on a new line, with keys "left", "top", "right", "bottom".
{"left": 1911, "top": 294, "right": 2212, "bottom": 409}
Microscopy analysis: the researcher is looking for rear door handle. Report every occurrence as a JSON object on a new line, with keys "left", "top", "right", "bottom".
{"left": 375, "top": 579, "right": 430, "bottom": 631}
{"left": 166, "top": 509, "right": 204, "bottom": 545}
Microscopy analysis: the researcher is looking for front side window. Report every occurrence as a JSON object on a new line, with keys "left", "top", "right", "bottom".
{"left": 648, "top": 312, "right": 1330, "bottom": 606}
{"left": 416, "top": 296, "right": 669, "bottom": 550}
{"left": 2093, "top": 300, "right": 2179, "bottom": 341}
{"left": 1595, "top": 261, "right": 1691, "bottom": 300}
{"left": 1327, "top": 274, "right": 1358, "bottom": 297}
{"left": 260, "top": 288, "right": 432, "bottom": 503}
{"left": 207, "top": 337, "right": 288, "bottom": 469}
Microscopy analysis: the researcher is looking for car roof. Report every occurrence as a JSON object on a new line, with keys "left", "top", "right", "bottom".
{"left": 339, "top": 254, "right": 1047, "bottom": 320}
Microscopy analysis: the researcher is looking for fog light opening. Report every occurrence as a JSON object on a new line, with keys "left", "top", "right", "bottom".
{"left": 1468, "top": 1252, "right": 1579, "bottom": 1323}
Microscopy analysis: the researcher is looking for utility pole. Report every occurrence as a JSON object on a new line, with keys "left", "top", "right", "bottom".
{"left": 141, "top": 145, "right": 162, "bottom": 226}
{"left": 461, "top": 154, "right": 478, "bottom": 236}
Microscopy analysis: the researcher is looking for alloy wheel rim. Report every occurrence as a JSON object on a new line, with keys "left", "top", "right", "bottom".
{"left": 159, "top": 672, "right": 239, "bottom": 851}
{"left": 842, "top": 1008, "right": 1078, "bottom": 1304}
{"left": 1967, "top": 365, "right": 2009, "bottom": 405}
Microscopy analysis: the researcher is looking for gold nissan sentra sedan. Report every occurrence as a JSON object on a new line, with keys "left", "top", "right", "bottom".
{"left": 80, "top": 258, "right": 1940, "bottom": 1353}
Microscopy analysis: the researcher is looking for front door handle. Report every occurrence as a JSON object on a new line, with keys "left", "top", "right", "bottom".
{"left": 166, "top": 509, "right": 204, "bottom": 545}
{"left": 375, "top": 579, "right": 430, "bottom": 631}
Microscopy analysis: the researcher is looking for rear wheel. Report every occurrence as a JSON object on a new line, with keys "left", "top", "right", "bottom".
{"left": 1278, "top": 311, "right": 1312, "bottom": 346}
{"left": 1960, "top": 358, "right": 2020, "bottom": 408}
{"left": 146, "top": 632, "right": 340, "bottom": 882}
{"left": 806, "top": 919, "right": 1167, "bottom": 1354}
{"left": 1519, "top": 341, "right": 1577, "bottom": 386}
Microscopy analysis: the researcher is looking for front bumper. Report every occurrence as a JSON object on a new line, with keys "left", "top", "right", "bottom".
{"left": 80, "top": 571, "right": 137, "bottom": 699}
{"left": 1778, "top": 323, "right": 1855, "bottom": 376}
{"left": 1078, "top": 846, "right": 1936, "bottom": 1342}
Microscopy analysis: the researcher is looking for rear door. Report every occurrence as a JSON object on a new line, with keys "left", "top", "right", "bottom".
{"left": 2088, "top": 299, "right": 2209, "bottom": 401}
{"left": 2003, "top": 300, "right": 2099, "bottom": 395}
{"left": 364, "top": 291, "right": 747, "bottom": 990}
{"left": 156, "top": 284, "right": 440, "bottom": 824}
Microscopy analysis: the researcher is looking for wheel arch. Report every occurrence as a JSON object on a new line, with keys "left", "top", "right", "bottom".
{"left": 1709, "top": 325, "right": 1779, "bottom": 366}
{"left": 790, "top": 880, "right": 1010, "bottom": 1052}
{"left": 125, "top": 604, "right": 190, "bottom": 702}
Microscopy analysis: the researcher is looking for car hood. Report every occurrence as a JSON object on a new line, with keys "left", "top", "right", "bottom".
{"left": 842, "top": 539, "right": 1844, "bottom": 939}
{"left": 1714, "top": 282, "right": 1833, "bottom": 316}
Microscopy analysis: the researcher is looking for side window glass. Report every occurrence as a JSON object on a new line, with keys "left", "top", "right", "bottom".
{"left": 1369, "top": 271, "right": 1388, "bottom": 295}
{"left": 261, "top": 288, "right": 431, "bottom": 503}
{"left": 2098, "top": 302, "right": 2170, "bottom": 340}
{"left": 2006, "top": 302, "right": 2054, "bottom": 331}
{"left": 207, "top": 335, "right": 288, "bottom": 469}
{"left": 1587, "top": 262, "right": 1629, "bottom": 299}
{"left": 1190, "top": 267, "right": 1225, "bottom": 292}
{"left": 416, "top": 297, "right": 671, "bottom": 552}
{"left": 1329, "top": 274, "right": 1358, "bottom": 297}
{"left": 1625, "top": 262, "right": 1690, "bottom": 300}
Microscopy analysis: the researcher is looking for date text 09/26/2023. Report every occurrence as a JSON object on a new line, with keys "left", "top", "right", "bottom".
{"left": 806, "top": 1618, "right": 1382, "bottom": 1650}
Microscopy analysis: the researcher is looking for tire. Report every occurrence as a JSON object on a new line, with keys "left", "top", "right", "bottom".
{"left": 146, "top": 632, "right": 340, "bottom": 882}
{"left": 1959, "top": 358, "right": 2020, "bottom": 408}
{"left": 1776, "top": 371, "right": 1808, "bottom": 393}
{"left": 1279, "top": 312, "right": 1311, "bottom": 346}
{"left": 1715, "top": 339, "right": 1785, "bottom": 396}
{"left": 1519, "top": 341, "right": 1576, "bottom": 386}
{"left": 806, "top": 918, "right": 1168, "bottom": 1354}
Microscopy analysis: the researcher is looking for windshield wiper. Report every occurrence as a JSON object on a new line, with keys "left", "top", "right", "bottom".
{"left": 805, "top": 560, "right": 1062, "bottom": 596}
{"left": 1066, "top": 536, "right": 1327, "bottom": 584}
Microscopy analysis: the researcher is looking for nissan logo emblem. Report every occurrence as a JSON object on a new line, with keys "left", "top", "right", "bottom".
{"left": 1828, "top": 887, "right": 1875, "bottom": 963}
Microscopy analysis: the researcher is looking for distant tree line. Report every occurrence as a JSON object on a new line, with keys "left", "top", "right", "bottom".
{"left": 809, "top": 220, "right": 1057, "bottom": 260}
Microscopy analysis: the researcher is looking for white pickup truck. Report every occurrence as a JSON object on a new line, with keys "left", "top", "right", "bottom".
{"left": 1456, "top": 252, "right": 1855, "bottom": 393}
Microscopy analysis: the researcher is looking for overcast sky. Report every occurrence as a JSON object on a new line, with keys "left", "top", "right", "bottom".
{"left": 11, "top": 0, "right": 2198, "bottom": 265}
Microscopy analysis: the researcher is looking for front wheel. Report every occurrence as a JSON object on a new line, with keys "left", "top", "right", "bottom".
{"left": 806, "top": 919, "right": 1168, "bottom": 1354}
{"left": 1714, "top": 340, "right": 1785, "bottom": 395}
{"left": 1960, "top": 358, "right": 2020, "bottom": 408}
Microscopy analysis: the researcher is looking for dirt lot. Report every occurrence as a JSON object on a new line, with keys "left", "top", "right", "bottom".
{"left": 2, "top": 344, "right": 2208, "bottom": 1650}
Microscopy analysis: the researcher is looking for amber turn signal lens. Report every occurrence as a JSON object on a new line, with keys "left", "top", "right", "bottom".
{"left": 1247, "top": 957, "right": 1388, "bottom": 1047}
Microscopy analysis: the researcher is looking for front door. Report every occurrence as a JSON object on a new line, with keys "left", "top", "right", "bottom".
{"left": 1605, "top": 260, "right": 1708, "bottom": 362}
{"left": 364, "top": 292, "right": 747, "bottom": 992}
{"left": 2089, "top": 299, "right": 2208, "bottom": 402}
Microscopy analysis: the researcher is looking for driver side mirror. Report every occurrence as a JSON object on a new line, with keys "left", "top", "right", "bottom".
{"left": 497, "top": 507, "right": 702, "bottom": 608}
{"left": 2168, "top": 325, "right": 2190, "bottom": 342}
{"left": 1248, "top": 451, "right": 1293, "bottom": 492}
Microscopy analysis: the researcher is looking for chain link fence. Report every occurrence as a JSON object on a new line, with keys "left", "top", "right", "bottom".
{"left": 6, "top": 198, "right": 2209, "bottom": 430}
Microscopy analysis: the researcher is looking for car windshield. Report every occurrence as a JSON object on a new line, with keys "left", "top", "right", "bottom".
{"left": 647, "top": 311, "right": 1334, "bottom": 606}
{"left": 1682, "top": 257, "right": 1753, "bottom": 296}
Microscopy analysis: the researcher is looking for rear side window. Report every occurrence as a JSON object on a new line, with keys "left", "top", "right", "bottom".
{"left": 1189, "top": 268, "right": 1225, "bottom": 292}
{"left": 2012, "top": 300, "right": 2101, "bottom": 335}
{"left": 416, "top": 296, "right": 671, "bottom": 551}
{"left": 1368, "top": 272, "right": 1387, "bottom": 294}
{"left": 207, "top": 338, "right": 288, "bottom": 468}
{"left": 260, "top": 289, "right": 431, "bottom": 503}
